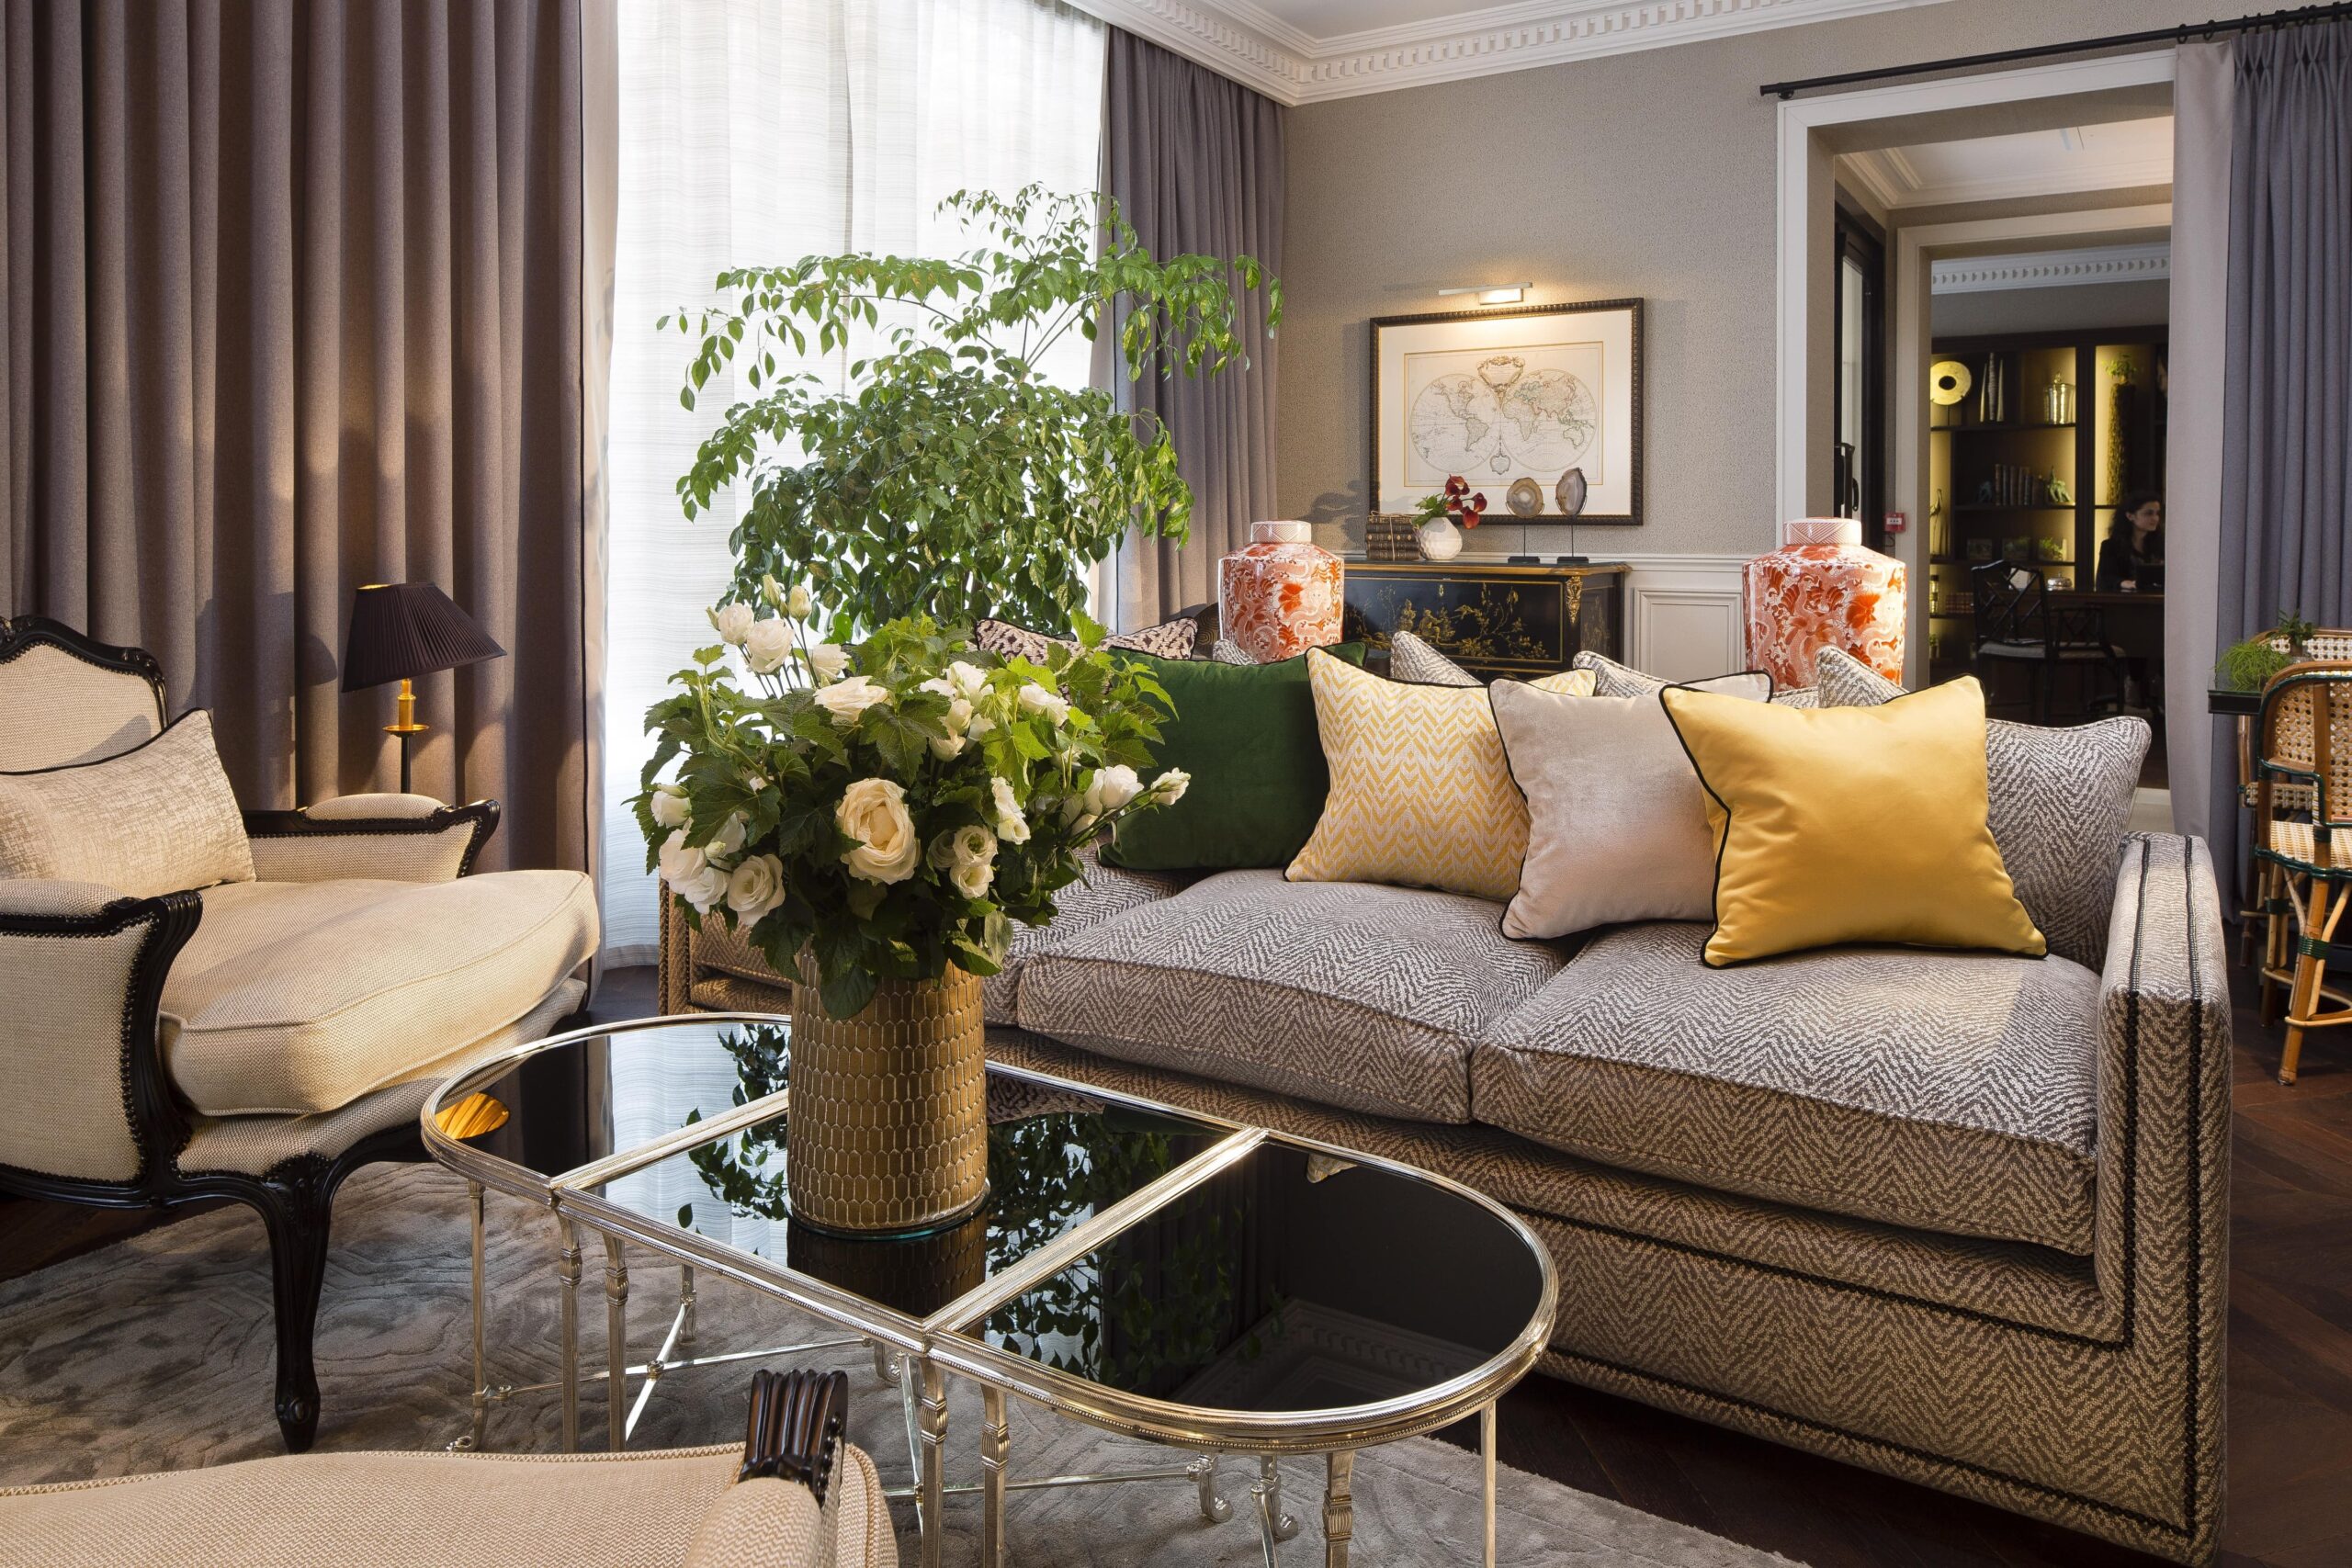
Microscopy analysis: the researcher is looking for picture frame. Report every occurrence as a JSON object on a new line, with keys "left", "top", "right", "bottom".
{"left": 1369, "top": 298, "right": 1645, "bottom": 526}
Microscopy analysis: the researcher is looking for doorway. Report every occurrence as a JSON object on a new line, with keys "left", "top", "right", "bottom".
{"left": 1832, "top": 209, "right": 1887, "bottom": 548}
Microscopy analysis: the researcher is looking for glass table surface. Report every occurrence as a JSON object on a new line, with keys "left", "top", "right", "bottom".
{"left": 952, "top": 1140, "right": 1547, "bottom": 1419}
{"left": 577, "top": 1078, "right": 1232, "bottom": 1323}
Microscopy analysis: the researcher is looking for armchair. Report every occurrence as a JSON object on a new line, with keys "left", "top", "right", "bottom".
{"left": 0, "top": 1371, "right": 896, "bottom": 1568}
{"left": 0, "top": 617, "right": 596, "bottom": 1452}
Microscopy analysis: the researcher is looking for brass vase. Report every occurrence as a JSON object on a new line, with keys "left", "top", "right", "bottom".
{"left": 786, "top": 956, "right": 989, "bottom": 1236}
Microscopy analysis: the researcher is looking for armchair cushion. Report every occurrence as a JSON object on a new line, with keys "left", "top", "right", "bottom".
{"left": 0, "top": 710, "right": 254, "bottom": 897}
{"left": 161, "top": 871, "right": 597, "bottom": 1116}
{"left": 244, "top": 798, "right": 493, "bottom": 883}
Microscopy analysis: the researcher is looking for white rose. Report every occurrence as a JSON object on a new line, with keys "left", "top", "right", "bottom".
{"left": 786, "top": 583, "right": 815, "bottom": 619}
{"left": 814, "top": 674, "right": 892, "bottom": 728}
{"left": 707, "top": 602, "right": 755, "bottom": 647}
{"left": 742, "top": 617, "right": 796, "bottom": 675}
{"left": 807, "top": 643, "right": 849, "bottom": 683}
{"left": 948, "top": 857, "right": 994, "bottom": 899}
{"left": 966, "top": 711, "right": 996, "bottom": 739}
{"left": 1016, "top": 682, "right": 1070, "bottom": 725}
{"left": 1150, "top": 768, "right": 1191, "bottom": 806}
{"left": 678, "top": 863, "right": 730, "bottom": 913}
{"left": 989, "top": 776, "right": 1031, "bottom": 844}
{"left": 657, "top": 829, "right": 707, "bottom": 887}
{"left": 929, "top": 732, "right": 967, "bottom": 761}
{"left": 1058, "top": 795, "right": 1097, "bottom": 834}
{"left": 945, "top": 660, "right": 989, "bottom": 702}
{"left": 649, "top": 785, "right": 690, "bottom": 829}
{"left": 837, "top": 777, "right": 921, "bottom": 884}
{"left": 1086, "top": 763, "right": 1143, "bottom": 816}
{"left": 707, "top": 812, "right": 748, "bottom": 864}
{"left": 725, "top": 853, "right": 786, "bottom": 925}
{"left": 925, "top": 824, "right": 994, "bottom": 872}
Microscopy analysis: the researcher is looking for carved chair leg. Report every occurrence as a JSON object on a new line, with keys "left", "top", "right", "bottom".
{"left": 246, "top": 1157, "right": 346, "bottom": 1453}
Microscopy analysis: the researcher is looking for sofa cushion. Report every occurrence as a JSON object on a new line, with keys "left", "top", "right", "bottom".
{"left": 1018, "top": 870, "right": 1567, "bottom": 1123}
{"left": 162, "top": 872, "right": 598, "bottom": 1116}
{"left": 983, "top": 846, "right": 1191, "bottom": 1024}
{"left": 1471, "top": 920, "right": 2099, "bottom": 1252}
{"left": 1812, "top": 646, "right": 2150, "bottom": 967}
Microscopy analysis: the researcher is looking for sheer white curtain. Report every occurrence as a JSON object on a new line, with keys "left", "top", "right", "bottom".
{"left": 599, "top": 0, "right": 1105, "bottom": 964}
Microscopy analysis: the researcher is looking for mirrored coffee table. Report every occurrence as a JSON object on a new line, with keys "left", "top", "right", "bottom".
{"left": 424, "top": 1013, "right": 1555, "bottom": 1566}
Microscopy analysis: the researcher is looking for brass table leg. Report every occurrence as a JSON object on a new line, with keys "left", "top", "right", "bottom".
{"left": 602, "top": 1233, "right": 629, "bottom": 1451}
{"left": 1251, "top": 1455, "right": 1298, "bottom": 1565}
{"left": 981, "top": 1385, "right": 1010, "bottom": 1568}
{"left": 1323, "top": 1450, "right": 1354, "bottom": 1568}
{"left": 462, "top": 1180, "right": 487, "bottom": 1450}
{"left": 1481, "top": 1402, "right": 1498, "bottom": 1568}
{"left": 1192, "top": 1454, "right": 1230, "bottom": 1523}
{"left": 678, "top": 1263, "right": 696, "bottom": 1349}
{"left": 918, "top": 1359, "right": 948, "bottom": 1568}
{"left": 556, "top": 1215, "right": 583, "bottom": 1453}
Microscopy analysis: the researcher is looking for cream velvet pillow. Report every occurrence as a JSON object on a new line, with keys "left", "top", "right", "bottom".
{"left": 1287, "top": 650, "right": 1592, "bottom": 901}
{"left": 1491, "top": 671, "right": 1770, "bottom": 939}
{"left": 0, "top": 710, "right": 255, "bottom": 897}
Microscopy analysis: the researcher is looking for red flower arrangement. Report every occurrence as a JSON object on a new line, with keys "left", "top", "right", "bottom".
{"left": 1416, "top": 474, "right": 1488, "bottom": 530}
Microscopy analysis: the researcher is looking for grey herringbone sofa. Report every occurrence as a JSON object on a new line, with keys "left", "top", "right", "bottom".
{"left": 662, "top": 663, "right": 2230, "bottom": 1565}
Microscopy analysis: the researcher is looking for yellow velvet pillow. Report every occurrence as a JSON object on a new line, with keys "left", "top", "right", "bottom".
{"left": 1659, "top": 675, "right": 2043, "bottom": 966}
{"left": 1286, "top": 650, "right": 1593, "bottom": 901}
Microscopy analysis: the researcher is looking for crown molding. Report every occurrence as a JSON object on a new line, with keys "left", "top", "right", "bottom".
{"left": 1838, "top": 139, "right": 2169, "bottom": 210}
{"left": 1068, "top": 0, "right": 1956, "bottom": 106}
{"left": 1930, "top": 241, "right": 2170, "bottom": 295}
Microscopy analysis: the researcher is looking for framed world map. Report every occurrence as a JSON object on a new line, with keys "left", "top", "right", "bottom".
{"left": 1370, "top": 298, "right": 1644, "bottom": 526}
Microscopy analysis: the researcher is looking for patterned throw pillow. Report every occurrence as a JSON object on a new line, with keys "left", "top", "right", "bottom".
{"left": 974, "top": 616, "right": 1200, "bottom": 664}
{"left": 1387, "top": 630, "right": 1482, "bottom": 687}
{"left": 0, "top": 710, "right": 254, "bottom": 897}
{"left": 1572, "top": 650, "right": 1812, "bottom": 706}
{"left": 1210, "top": 638, "right": 1257, "bottom": 666}
{"left": 1811, "top": 647, "right": 2149, "bottom": 967}
{"left": 1287, "top": 650, "right": 1593, "bottom": 902}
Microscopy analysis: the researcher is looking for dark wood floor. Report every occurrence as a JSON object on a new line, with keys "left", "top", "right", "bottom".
{"left": 3, "top": 955, "right": 2344, "bottom": 1566}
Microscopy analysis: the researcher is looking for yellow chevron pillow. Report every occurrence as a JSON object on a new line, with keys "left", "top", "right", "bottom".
{"left": 1286, "top": 649, "right": 1594, "bottom": 901}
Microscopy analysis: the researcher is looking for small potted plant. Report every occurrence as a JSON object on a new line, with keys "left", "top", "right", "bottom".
{"left": 639, "top": 584, "right": 1187, "bottom": 1235}
{"left": 1413, "top": 476, "right": 1487, "bottom": 561}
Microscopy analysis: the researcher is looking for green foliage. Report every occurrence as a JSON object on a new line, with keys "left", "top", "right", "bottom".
{"left": 664, "top": 186, "right": 1281, "bottom": 639}
{"left": 2216, "top": 610, "right": 2321, "bottom": 692}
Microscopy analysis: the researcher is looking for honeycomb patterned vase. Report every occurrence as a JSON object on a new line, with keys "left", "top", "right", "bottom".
{"left": 786, "top": 957, "right": 989, "bottom": 1236}
{"left": 1743, "top": 516, "right": 1906, "bottom": 689}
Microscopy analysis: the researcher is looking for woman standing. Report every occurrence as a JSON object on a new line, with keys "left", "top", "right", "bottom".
{"left": 2097, "top": 492, "right": 2164, "bottom": 592}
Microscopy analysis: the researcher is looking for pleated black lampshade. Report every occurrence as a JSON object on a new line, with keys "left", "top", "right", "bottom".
{"left": 341, "top": 582, "right": 505, "bottom": 693}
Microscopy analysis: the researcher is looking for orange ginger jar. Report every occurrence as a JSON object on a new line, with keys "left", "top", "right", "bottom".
{"left": 1218, "top": 521, "right": 1343, "bottom": 663}
{"left": 1742, "top": 517, "right": 1906, "bottom": 688}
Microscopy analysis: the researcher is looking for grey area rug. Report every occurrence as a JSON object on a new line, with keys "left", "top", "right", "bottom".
{"left": 0, "top": 1165, "right": 1791, "bottom": 1567}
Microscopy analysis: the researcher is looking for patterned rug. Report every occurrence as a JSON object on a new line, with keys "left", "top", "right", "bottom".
{"left": 0, "top": 1164, "right": 1791, "bottom": 1566}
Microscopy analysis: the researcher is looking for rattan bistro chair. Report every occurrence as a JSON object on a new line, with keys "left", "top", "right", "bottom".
{"left": 1969, "top": 559, "right": 2127, "bottom": 723}
{"left": 0, "top": 617, "right": 596, "bottom": 1450}
{"left": 2233, "top": 630, "right": 2352, "bottom": 969}
{"left": 2253, "top": 660, "right": 2352, "bottom": 1083}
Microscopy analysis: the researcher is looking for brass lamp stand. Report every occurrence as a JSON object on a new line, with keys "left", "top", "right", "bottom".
{"left": 341, "top": 582, "right": 505, "bottom": 795}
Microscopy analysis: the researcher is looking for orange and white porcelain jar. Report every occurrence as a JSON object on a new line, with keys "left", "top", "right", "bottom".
{"left": 1743, "top": 517, "right": 1906, "bottom": 688}
{"left": 1218, "top": 521, "right": 1343, "bottom": 664}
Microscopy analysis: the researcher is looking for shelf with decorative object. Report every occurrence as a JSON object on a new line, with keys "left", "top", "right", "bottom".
{"left": 1338, "top": 559, "right": 1627, "bottom": 681}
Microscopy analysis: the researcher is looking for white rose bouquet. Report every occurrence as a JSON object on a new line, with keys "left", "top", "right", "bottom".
{"left": 637, "top": 582, "right": 1188, "bottom": 1021}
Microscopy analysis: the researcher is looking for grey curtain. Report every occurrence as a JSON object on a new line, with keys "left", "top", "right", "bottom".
{"left": 2206, "top": 20, "right": 2352, "bottom": 868}
{"left": 0, "top": 0, "right": 595, "bottom": 877}
{"left": 1096, "top": 27, "right": 1283, "bottom": 629}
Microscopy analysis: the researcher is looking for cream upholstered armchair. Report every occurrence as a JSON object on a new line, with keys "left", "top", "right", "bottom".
{"left": 0, "top": 617, "right": 597, "bottom": 1452}
{"left": 0, "top": 1371, "right": 897, "bottom": 1568}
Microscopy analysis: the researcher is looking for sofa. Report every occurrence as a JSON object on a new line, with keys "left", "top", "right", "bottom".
{"left": 661, "top": 650, "right": 2231, "bottom": 1566}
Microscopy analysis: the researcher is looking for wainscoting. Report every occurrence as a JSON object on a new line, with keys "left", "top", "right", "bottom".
{"left": 1611, "top": 552, "right": 1750, "bottom": 682}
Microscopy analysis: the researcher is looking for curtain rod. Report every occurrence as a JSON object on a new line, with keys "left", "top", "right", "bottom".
{"left": 1758, "top": 0, "right": 2352, "bottom": 98}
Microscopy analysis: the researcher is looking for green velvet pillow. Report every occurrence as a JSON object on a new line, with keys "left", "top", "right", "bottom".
{"left": 1104, "top": 644, "right": 1368, "bottom": 872}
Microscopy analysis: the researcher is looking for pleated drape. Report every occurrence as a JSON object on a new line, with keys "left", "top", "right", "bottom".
{"left": 1096, "top": 27, "right": 1283, "bottom": 630}
{"left": 0, "top": 0, "right": 594, "bottom": 877}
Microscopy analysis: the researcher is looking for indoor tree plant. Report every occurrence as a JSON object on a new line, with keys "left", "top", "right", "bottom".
{"left": 636, "top": 585, "right": 1186, "bottom": 1234}
{"left": 662, "top": 185, "right": 1280, "bottom": 637}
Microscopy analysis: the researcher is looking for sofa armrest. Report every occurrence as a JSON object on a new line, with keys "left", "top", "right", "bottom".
{"left": 0, "top": 884, "right": 202, "bottom": 1189}
{"left": 243, "top": 798, "right": 499, "bottom": 884}
{"left": 2092, "top": 833, "right": 2231, "bottom": 1393}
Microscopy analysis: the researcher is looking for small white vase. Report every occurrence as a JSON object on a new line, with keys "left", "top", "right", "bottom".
{"left": 1417, "top": 517, "right": 1464, "bottom": 561}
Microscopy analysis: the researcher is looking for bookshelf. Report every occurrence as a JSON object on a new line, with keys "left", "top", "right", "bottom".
{"left": 1924, "top": 325, "right": 2167, "bottom": 676}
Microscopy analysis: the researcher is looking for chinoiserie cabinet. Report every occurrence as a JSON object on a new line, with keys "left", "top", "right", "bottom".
{"left": 1340, "top": 560, "right": 1628, "bottom": 682}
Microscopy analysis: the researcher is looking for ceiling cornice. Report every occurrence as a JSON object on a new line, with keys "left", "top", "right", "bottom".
{"left": 1067, "top": 0, "right": 1956, "bottom": 107}
{"left": 1931, "top": 241, "right": 2171, "bottom": 295}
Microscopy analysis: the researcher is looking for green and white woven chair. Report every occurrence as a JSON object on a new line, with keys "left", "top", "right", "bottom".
{"left": 2251, "top": 660, "right": 2352, "bottom": 1082}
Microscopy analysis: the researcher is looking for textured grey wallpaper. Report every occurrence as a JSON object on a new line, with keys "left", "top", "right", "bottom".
{"left": 1274, "top": 0, "right": 2253, "bottom": 558}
